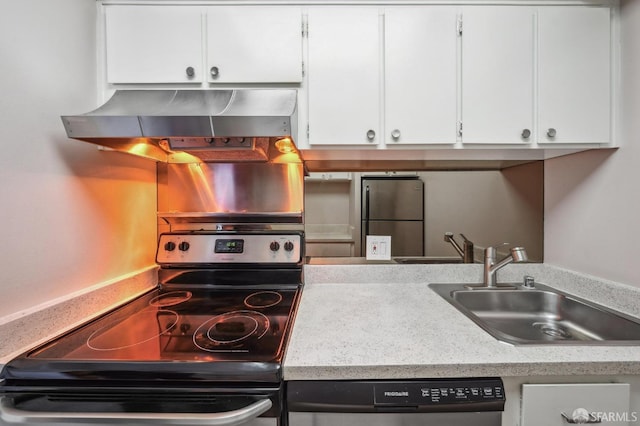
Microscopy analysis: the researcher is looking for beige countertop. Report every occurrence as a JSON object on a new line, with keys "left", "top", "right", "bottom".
{"left": 284, "top": 263, "right": 640, "bottom": 380}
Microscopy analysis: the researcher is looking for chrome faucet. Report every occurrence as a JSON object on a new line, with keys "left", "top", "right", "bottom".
{"left": 483, "top": 245, "right": 528, "bottom": 287}
{"left": 444, "top": 232, "right": 475, "bottom": 263}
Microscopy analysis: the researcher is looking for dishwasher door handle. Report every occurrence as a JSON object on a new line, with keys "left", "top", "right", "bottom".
{"left": 0, "top": 397, "right": 272, "bottom": 426}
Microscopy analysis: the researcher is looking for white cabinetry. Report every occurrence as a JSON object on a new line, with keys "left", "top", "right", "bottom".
{"left": 461, "top": 7, "right": 534, "bottom": 144}
{"left": 521, "top": 383, "right": 631, "bottom": 426}
{"left": 102, "top": 3, "right": 615, "bottom": 154}
{"left": 307, "top": 7, "right": 458, "bottom": 147}
{"left": 206, "top": 7, "right": 302, "bottom": 83}
{"left": 460, "top": 5, "right": 611, "bottom": 145}
{"left": 385, "top": 7, "right": 458, "bottom": 145}
{"left": 538, "top": 7, "right": 611, "bottom": 144}
{"left": 104, "top": 5, "right": 302, "bottom": 84}
{"left": 105, "top": 6, "right": 203, "bottom": 84}
{"left": 307, "top": 8, "right": 381, "bottom": 146}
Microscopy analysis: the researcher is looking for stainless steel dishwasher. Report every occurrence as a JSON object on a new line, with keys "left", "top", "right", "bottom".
{"left": 287, "top": 378, "right": 505, "bottom": 426}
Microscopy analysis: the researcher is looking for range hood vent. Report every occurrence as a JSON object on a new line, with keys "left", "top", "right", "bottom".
{"left": 61, "top": 89, "right": 301, "bottom": 163}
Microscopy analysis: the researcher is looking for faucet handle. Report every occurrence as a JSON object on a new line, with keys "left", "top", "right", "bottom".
{"left": 484, "top": 243, "right": 510, "bottom": 262}
{"left": 460, "top": 234, "right": 474, "bottom": 264}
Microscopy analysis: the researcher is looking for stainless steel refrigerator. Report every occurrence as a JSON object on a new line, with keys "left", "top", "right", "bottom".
{"left": 361, "top": 176, "right": 424, "bottom": 257}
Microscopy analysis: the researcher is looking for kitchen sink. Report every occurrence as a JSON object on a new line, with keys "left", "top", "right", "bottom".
{"left": 429, "top": 283, "right": 640, "bottom": 345}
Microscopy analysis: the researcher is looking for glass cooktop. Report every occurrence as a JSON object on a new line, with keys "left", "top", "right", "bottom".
{"left": 27, "top": 286, "right": 298, "bottom": 363}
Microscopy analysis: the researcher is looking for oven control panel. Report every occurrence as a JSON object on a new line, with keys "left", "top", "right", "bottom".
{"left": 156, "top": 233, "right": 302, "bottom": 264}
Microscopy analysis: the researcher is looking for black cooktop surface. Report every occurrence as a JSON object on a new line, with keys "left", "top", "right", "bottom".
{"left": 27, "top": 286, "right": 298, "bottom": 363}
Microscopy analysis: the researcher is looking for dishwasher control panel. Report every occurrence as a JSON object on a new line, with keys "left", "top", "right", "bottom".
{"left": 374, "top": 378, "right": 504, "bottom": 406}
{"left": 287, "top": 378, "right": 505, "bottom": 413}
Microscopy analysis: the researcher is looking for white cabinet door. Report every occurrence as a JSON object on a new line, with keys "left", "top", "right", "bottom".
{"left": 521, "top": 383, "right": 631, "bottom": 426}
{"left": 461, "top": 7, "right": 534, "bottom": 144}
{"left": 385, "top": 7, "right": 458, "bottom": 145}
{"left": 105, "top": 6, "right": 203, "bottom": 84}
{"left": 307, "top": 8, "right": 381, "bottom": 146}
{"left": 538, "top": 7, "right": 611, "bottom": 144}
{"left": 206, "top": 7, "right": 302, "bottom": 83}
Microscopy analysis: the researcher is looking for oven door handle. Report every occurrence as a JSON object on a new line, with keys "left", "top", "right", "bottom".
{"left": 0, "top": 397, "right": 272, "bottom": 426}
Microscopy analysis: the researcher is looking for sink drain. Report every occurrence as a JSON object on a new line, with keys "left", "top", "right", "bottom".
{"left": 533, "top": 322, "right": 573, "bottom": 339}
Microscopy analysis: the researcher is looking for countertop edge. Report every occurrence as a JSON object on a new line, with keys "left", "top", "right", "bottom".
{"left": 285, "top": 361, "right": 640, "bottom": 380}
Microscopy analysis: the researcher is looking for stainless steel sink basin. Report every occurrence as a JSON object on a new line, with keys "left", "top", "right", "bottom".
{"left": 429, "top": 283, "right": 640, "bottom": 345}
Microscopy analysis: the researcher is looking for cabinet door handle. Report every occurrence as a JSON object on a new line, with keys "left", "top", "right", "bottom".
{"left": 366, "top": 129, "right": 376, "bottom": 142}
{"left": 521, "top": 129, "right": 531, "bottom": 139}
{"left": 547, "top": 128, "right": 557, "bottom": 138}
{"left": 561, "top": 411, "right": 602, "bottom": 424}
{"left": 210, "top": 66, "right": 219, "bottom": 78}
{"left": 391, "top": 129, "right": 401, "bottom": 141}
{"left": 185, "top": 66, "right": 195, "bottom": 78}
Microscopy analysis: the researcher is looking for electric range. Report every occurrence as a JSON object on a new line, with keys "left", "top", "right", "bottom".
{"left": 0, "top": 231, "right": 303, "bottom": 426}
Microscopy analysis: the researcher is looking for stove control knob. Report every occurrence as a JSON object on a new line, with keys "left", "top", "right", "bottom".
{"left": 284, "top": 241, "right": 295, "bottom": 252}
{"left": 164, "top": 241, "right": 176, "bottom": 251}
{"left": 178, "top": 241, "right": 190, "bottom": 251}
{"left": 270, "top": 241, "right": 280, "bottom": 252}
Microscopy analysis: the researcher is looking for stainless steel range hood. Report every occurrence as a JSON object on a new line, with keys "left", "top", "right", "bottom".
{"left": 61, "top": 89, "right": 301, "bottom": 163}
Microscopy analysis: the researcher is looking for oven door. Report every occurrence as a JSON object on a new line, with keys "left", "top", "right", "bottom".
{"left": 0, "top": 386, "right": 282, "bottom": 426}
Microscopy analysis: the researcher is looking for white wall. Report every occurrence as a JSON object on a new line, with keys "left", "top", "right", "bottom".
{"left": 422, "top": 162, "right": 543, "bottom": 261}
{"left": 544, "top": 0, "right": 640, "bottom": 286}
{"left": 304, "top": 181, "right": 352, "bottom": 226}
{"left": 0, "top": 1, "right": 157, "bottom": 320}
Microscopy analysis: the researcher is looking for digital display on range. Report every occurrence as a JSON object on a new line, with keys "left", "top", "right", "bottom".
{"left": 214, "top": 239, "right": 244, "bottom": 254}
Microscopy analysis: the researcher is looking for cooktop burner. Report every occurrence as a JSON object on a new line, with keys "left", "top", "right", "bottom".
{"left": 149, "top": 290, "right": 193, "bottom": 307}
{"left": 244, "top": 291, "right": 283, "bottom": 308}
{"left": 86, "top": 308, "right": 179, "bottom": 351}
{"left": 194, "top": 310, "right": 270, "bottom": 352}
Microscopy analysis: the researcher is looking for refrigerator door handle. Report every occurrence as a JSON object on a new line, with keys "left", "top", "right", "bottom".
{"left": 364, "top": 185, "right": 370, "bottom": 236}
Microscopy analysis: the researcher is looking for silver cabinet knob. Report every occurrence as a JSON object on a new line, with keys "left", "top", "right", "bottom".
{"left": 521, "top": 129, "right": 531, "bottom": 139}
{"left": 391, "top": 129, "right": 401, "bottom": 141}
{"left": 547, "top": 128, "right": 557, "bottom": 138}
{"left": 366, "top": 129, "right": 376, "bottom": 142}
{"left": 185, "top": 66, "right": 195, "bottom": 78}
{"left": 210, "top": 66, "right": 219, "bottom": 78}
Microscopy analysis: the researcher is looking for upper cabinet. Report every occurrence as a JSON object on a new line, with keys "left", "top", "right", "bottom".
{"left": 105, "top": 6, "right": 203, "bottom": 84}
{"left": 306, "top": 6, "right": 458, "bottom": 147}
{"left": 101, "top": 2, "right": 616, "bottom": 153}
{"left": 307, "top": 8, "right": 381, "bottom": 146}
{"left": 537, "top": 7, "right": 611, "bottom": 144}
{"left": 385, "top": 7, "right": 458, "bottom": 145}
{"left": 461, "top": 5, "right": 611, "bottom": 145}
{"left": 104, "top": 5, "right": 303, "bottom": 84}
{"left": 461, "top": 7, "right": 535, "bottom": 144}
{"left": 206, "top": 7, "right": 303, "bottom": 83}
